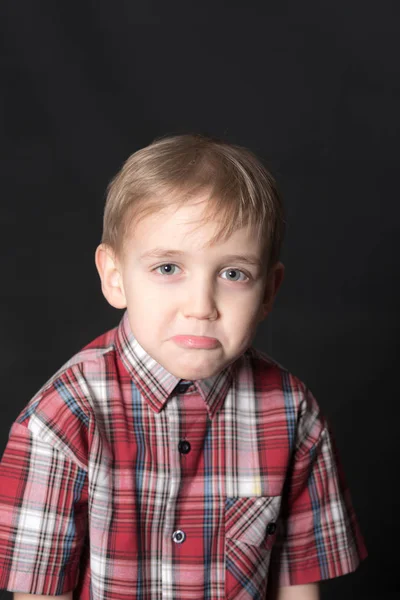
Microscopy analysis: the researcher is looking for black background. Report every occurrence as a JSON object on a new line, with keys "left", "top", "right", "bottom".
{"left": 1, "top": 1, "right": 399, "bottom": 598}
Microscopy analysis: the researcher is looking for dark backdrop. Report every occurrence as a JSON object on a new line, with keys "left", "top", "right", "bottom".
{"left": 1, "top": 1, "right": 399, "bottom": 598}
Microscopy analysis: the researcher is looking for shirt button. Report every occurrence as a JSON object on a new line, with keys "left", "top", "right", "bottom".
{"left": 176, "top": 381, "right": 192, "bottom": 394}
{"left": 172, "top": 530, "right": 186, "bottom": 544}
{"left": 267, "top": 522, "right": 277, "bottom": 535}
{"left": 178, "top": 440, "right": 191, "bottom": 454}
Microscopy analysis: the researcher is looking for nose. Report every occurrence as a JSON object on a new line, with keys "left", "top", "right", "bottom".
{"left": 182, "top": 277, "right": 219, "bottom": 321}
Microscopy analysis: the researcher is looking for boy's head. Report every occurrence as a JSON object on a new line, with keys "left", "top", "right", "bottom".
{"left": 95, "top": 134, "right": 285, "bottom": 380}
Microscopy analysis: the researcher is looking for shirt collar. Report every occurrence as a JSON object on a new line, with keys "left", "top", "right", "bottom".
{"left": 115, "top": 311, "right": 234, "bottom": 419}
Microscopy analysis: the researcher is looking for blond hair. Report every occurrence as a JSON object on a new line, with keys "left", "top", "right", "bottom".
{"left": 102, "top": 134, "right": 286, "bottom": 271}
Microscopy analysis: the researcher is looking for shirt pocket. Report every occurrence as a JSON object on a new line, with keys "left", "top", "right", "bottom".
{"left": 224, "top": 495, "right": 281, "bottom": 600}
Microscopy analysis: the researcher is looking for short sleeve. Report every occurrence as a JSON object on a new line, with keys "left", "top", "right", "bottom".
{"left": 0, "top": 421, "right": 88, "bottom": 595}
{"left": 270, "top": 386, "right": 368, "bottom": 587}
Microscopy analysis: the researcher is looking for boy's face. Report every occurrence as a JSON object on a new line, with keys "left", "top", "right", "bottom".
{"left": 96, "top": 197, "right": 284, "bottom": 380}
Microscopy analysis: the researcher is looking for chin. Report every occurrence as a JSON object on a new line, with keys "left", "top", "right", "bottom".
{"left": 173, "top": 361, "right": 222, "bottom": 381}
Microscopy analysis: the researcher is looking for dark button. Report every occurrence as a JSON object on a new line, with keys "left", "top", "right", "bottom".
{"left": 266, "top": 522, "right": 276, "bottom": 535}
{"left": 172, "top": 529, "right": 186, "bottom": 543}
{"left": 178, "top": 440, "right": 191, "bottom": 454}
{"left": 176, "top": 381, "right": 192, "bottom": 394}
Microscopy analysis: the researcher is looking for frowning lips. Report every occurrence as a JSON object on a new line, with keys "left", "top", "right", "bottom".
{"left": 170, "top": 336, "right": 220, "bottom": 349}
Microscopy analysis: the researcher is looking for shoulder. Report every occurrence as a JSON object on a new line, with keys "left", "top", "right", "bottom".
{"left": 240, "top": 346, "right": 318, "bottom": 410}
{"left": 237, "top": 346, "right": 325, "bottom": 450}
{"left": 13, "top": 323, "right": 120, "bottom": 468}
{"left": 48, "top": 324, "right": 120, "bottom": 380}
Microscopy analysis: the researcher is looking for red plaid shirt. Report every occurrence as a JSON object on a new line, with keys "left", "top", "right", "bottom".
{"left": 0, "top": 311, "right": 367, "bottom": 599}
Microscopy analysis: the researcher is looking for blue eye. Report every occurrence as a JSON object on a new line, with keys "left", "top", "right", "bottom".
{"left": 156, "top": 264, "right": 180, "bottom": 275}
{"left": 221, "top": 268, "right": 247, "bottom": 282}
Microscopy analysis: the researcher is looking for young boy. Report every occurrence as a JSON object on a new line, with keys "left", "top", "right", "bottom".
{"left": 0, "top": 134, "right": 367, "bottom": 600}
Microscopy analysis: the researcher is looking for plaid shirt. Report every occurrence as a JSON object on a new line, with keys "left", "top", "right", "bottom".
{"left": 0, "top": 311, "right": 367, "bottom": 599}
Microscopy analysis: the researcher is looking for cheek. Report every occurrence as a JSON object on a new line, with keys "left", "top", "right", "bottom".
{"left": 222, "top": 298, "right": 262, "bottom": 346}
{"left": 126, "top": 285, "right": 175, "bottom": 330}
{"left": 224, "top": 290, "right": 263, "bottom": 322}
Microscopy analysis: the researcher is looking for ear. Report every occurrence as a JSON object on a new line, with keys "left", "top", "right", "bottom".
{"left": 259, "top": 261, "right": 285, "bottom": 321}
{"left": 95, "top": 244, "right": 127, "bottom": 309}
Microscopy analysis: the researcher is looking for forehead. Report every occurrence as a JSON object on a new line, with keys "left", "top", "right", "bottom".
{"left": 123, "top": 200, "right": 264, "bottom": 258}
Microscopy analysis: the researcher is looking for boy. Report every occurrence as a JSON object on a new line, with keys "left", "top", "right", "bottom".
{"left": 0, "top": 134, "right": 367, "bottom": 600}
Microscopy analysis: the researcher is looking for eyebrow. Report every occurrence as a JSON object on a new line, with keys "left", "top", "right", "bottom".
{"left": 139, "top": 248, "right": 262, "bottom": 268}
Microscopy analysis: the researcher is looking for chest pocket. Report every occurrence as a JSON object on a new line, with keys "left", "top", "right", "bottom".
{"left": 224, "top": 495, "right": 281, "bottom": 600}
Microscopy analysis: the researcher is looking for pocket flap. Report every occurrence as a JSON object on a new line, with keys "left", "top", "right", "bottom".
{"left": 225, "top": 496, "right": 281, "bottom": 547}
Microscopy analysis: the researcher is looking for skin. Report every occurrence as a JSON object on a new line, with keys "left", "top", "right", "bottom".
{"left": 95, "top": 198, "right": 285, "bottom": 381}
{"left": 14, "top": 198, "right": 319, "bottom": 599}
{"left": 268, "top": 583, "right": 319, "bottom": 600}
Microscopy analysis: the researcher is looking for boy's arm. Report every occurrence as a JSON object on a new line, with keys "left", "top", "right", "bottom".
{"left": 268, "top": 583, "right": 319, "bottom": 600}
{"left": 14, "top": 595, "right": 72, "bottom": 600}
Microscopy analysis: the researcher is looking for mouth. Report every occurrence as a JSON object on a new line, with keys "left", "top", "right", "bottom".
{"left": 170, "top": 335, "right": 220, "bottom": 349}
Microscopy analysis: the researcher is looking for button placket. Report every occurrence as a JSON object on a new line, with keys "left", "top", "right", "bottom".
{"left": 177, "top": 385, "right": 191, "bottom": 457}
{"left": 162, "top": 397, "right": 182, "bottom": 596}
